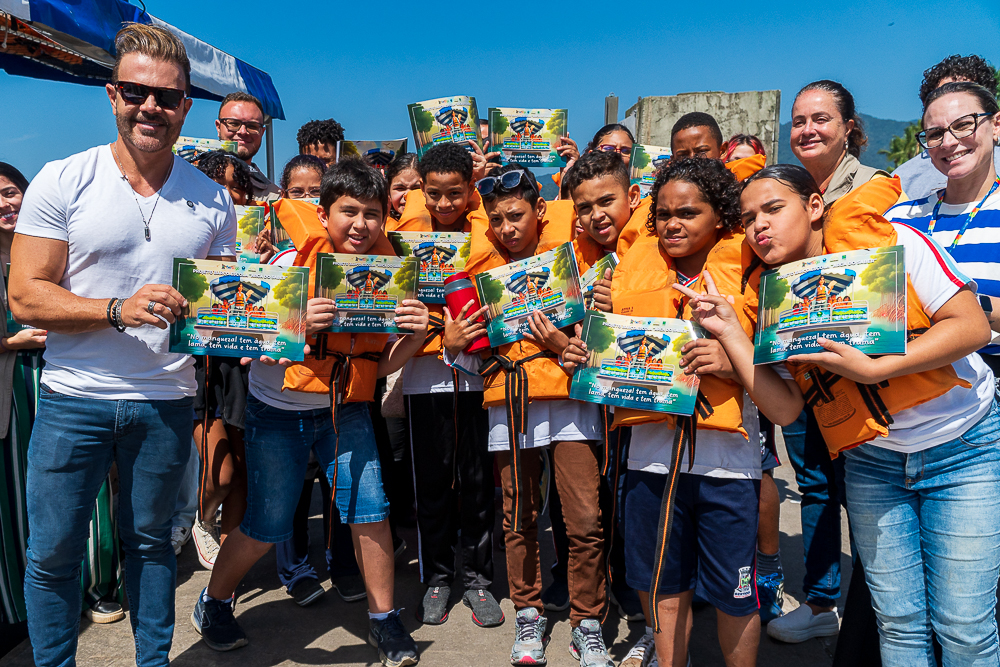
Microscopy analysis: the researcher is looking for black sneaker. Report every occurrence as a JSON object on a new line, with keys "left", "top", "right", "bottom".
{"left": 191, "top": 588, "right": 248, "bottom": 651}
{"left": 368, "top": 609, "right": 419, "bottom": 666}
{"left": 417, "top": 585, "right": 450, "bottom": 625}
{"left": 541, "top": 577, "right": 569, "bottom": 612}
{"left": 393, "top": 536, "right": 407, "bottom": 560}
{"left": 333, "top": 573, "right": 368, "bottom": 602}
{"left": 463, "top": 588, "right": 505, "bottom": 627}
{"left": 290, "top": 577, "right": 325, "bottom": 607}
{"left": 84, "top": 598, "right": 125, "bottom": 624}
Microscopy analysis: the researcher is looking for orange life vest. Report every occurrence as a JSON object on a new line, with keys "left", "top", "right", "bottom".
{"left": 609, "top": 235, "right": 754, "bottom": 437}
{"left": 755, "top": 177, "right": 969, "bottom": 455}
{"left": 726, "top": 153, "right": 767, "bottom": 182}
{"left": 573, "top": 229, "right": 611, "bottom": 273}
{"left": 273, "top": 198, "right": 392, "bottom": 405}
{"left": 386, "top": 188, "right": 486, "bottom": 358}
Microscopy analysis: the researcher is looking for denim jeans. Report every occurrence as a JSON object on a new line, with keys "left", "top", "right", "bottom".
{"left": 782, "top": 409, "right": 845, "bottom": 608}
{"left": 24, "top": 386, "right": 193, "bottom": 667}
{"left": 845, "top": 399, "right": 1000, "bottom": 666}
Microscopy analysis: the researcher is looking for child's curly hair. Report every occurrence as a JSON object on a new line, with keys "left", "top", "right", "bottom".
{"left": 645, "top": 157, "right": 741, "bottom": 234}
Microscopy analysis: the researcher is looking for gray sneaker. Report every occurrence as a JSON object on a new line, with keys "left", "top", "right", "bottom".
{"left": 568, "top": 619, "right": 613, "bottom": 667}
{"left": 511, "top": 607, "right": 548, "bottom": 665}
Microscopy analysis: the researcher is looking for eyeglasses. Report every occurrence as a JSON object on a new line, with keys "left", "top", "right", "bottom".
{"left": 286, "top": 187, "right": 322, "bottom": 199}
{"left": 917, "top": 113, "right": 995, "bottom": 149}
{"left": 114, "top": 81, "right": 186, "bottom": 110}
{"left": 597, "top": 144, "right": 632, "bottom": 156}
{"left": 476, "top": 169, "right": 536, "bottom": 197}
{"left": 218, "top": 118, "right": 264, "bottom": 135}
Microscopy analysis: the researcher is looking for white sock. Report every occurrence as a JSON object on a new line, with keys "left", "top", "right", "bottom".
{"left": 645, "top": 625, "right": 653, "bottom": 637}
{"left": 201, "top": 588, "right": 232, "bottom": 604}
{"left": 369, "top": 610, "right": 393, "bottom": 621}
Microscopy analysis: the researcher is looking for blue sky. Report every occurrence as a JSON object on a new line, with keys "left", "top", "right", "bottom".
{"left": 1, "top": 1, "right": 997, "bottom": 180}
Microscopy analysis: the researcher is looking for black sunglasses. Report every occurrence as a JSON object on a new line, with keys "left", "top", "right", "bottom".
{"left": 476, "top": 169, "right": 536, "bottom": 197}
{"left": 115, "top": 81, "right": 186, "bottom": 110}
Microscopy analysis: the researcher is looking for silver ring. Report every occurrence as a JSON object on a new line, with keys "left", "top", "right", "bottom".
{"left": 147, "top": 300, "right": 157, "bottom": 314}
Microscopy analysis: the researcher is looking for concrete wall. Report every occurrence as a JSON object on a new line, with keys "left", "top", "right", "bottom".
{"left": 624, "top": 90, "right": 782, "bottom": 163}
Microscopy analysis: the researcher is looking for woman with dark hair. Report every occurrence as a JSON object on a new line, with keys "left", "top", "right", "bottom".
{"left": 0, "top": 163, "right": 124, "bottom": 631}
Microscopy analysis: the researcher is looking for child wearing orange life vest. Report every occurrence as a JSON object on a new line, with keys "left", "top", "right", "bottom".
{"left": 385, "top": 144, "right": 502, "bottom": 627}
{"left": 192, "top": 160, "right": 428, "bottom": 667}
{"left": 457, "top": 163, "right": 612, "bottom": 667}
{"left": 564, "top": 157, "right": 771, "bottom": 667}
{"left": 683, "top": 165, "right": 998, "bottom": 665}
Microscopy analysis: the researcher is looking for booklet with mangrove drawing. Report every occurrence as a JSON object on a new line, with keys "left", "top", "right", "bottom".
{"left": 172, "top": 137, "right": 238, "bottom": 163}
{"left": 234, "top": 205, "right": 268, "bottom": 264}
{"left": 388, "top": 231, "right": 471, "bottom": 304}
{"left": 336, "top": 140, "right": 408, "bottom": 173}
{"left": 408, "top": 95, "right": 481, "bottom": 156}
{"left": 474, "top": 242, "right": 585, "bottom": 347}
{"left": 579, "top": 253, "right": 618, "bottom": 311}
{"left": 487, "top": 108, "right": 568, "bottom": 167}
{"left": 753, "top": 246, "right": 907, "bottom": 364}
{"left": 169, "top": 259, "right": 309, "bottom": 361}
{"left": 314, "top": 253, "right": 420, "bottom": 334}
{"left": 569, "top": 311, "right": 703, "bottom": 415}
{"left": 628, "top": 144, "right": 672, "bottom": 198}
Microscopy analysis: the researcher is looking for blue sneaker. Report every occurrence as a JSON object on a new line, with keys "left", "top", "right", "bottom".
{"left": 368, "top": 609, "right": 419, "bottom": 666}
{"left": 756, "top": 571, "right": 785, "bottom": 624}
{"left": 191, "top": 588, "right": 248, "bottom": 651}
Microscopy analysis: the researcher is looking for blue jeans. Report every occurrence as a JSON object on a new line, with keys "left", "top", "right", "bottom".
{"left": 24, "top": 386, "right": 193, "bottom": 667}
{"left": 782, "top": 409, "right": 845, "bottom": 608}
{"left": 241, "top": 397, "right": 388, "bottom": 543}
{"left": 845, "top": 399, "right": 1000, "bottom": 666}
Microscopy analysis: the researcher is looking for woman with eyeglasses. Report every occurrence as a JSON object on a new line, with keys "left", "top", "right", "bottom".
{"left": 887, "top": 82, "right": 1000, "bottom": 375}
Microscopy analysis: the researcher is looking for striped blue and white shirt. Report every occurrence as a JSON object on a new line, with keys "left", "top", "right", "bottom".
{"left": 886, "top": 188, "right": 1000, "bottom": 355}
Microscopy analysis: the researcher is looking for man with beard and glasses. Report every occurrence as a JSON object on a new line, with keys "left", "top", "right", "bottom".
{"left": 9, "top": 22, "right": 236, "bottom": 667}
{"left": 216, "top": 92, "right": 280, "bottom": 200}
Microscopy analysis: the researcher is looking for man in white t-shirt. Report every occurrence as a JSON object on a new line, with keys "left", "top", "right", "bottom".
{"left": 9, "top": 24, "right": 236, "bottom": 667}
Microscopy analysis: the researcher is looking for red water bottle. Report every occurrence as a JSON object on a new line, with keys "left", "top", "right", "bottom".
{"left": 443, "top": 271, "right": 491, "bottom": 353}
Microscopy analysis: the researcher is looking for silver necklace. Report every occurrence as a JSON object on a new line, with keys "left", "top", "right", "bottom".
{"left": 111, "top": 143, "right": 172, "bottom": 241}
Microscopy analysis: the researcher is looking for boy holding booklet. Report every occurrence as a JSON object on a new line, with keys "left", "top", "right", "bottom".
{"left": 387, "top": 143, "right": 502, "bottom": 628}
{"left": 192, "top": 159, "right": 428, "bottom": 667}
{"left": 459, "top": 163, "right": 613, "bottom": 667}
{"left": 565, "top": 157, "right": 766, "bottom": 667}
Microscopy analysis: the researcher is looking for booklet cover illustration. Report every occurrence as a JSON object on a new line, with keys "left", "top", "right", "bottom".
{"left": 629, "top": 144, "right": 673, "bottom": 198}
{"left": 336, "top": 140, "right": 408, "bottom": 174}
{"left": 754, "top": 246, "right": 907, "bottom": 364}
{"left": 315, "top": 253, "right": 420, "bottom": 334}
{"left": 169, "top": 259, "right": 308, "bottom": 361}
{"left": 487, "top": 108, "right": 568, "bottom": 167}
{"left": 268, "top": 201, "right": 296, "bottom": 253}
{"left": 234, "top": 205, "right": 268, "bottom": 264}
{"left": 474, "top": 242, "right": 585, "bottom": 347}
{"left": 172, "top": 136, "right": 238, "bottom": 163}
{"left": 579, "top": 253, "right": 619, "bottom": 311}
{"left": 570, "top": 311, "right": 703, "bottom": 415}
{"left": 389, "top": 232, "right": 471, "bottom": 304}
{"left": 408, "top": 96, "right": 481, "bottom": 156}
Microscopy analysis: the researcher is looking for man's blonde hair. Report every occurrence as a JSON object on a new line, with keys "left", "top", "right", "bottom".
{"left": 111, "top": 23, "right": 191, "bottom": 92}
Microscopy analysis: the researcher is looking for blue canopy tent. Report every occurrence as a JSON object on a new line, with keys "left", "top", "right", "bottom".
{"left": 0, "top": 0, "right": 284, "bottom": 177}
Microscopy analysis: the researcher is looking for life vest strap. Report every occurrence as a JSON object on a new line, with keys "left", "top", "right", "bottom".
{"left": 648, "top": 415, "right": 697, "bottom": 632}
{"left": 479, "top": 349, "right": 556, "bottom": 533}
{"left": 802, "top": 365, "right": 893, "bottom": 429}
{"left": 425, "top": 311, "right": 445, "bottom": 348}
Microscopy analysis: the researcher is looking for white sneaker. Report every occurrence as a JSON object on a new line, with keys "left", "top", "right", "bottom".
{"left": 171, "top": 525, "right": 192, "bottom": 556}
{"left": 192, "top": 514, "right": 221, "bottom": 570}
{"left": 766, "top": 604, "right": 840, "bottom": 643}
{"left": 620, "top": 630, "right": 656, "bottom": 667}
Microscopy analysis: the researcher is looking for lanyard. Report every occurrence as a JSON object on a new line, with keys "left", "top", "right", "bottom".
{"left": 926, "top": 177, "right": 1000, "bottom": 252}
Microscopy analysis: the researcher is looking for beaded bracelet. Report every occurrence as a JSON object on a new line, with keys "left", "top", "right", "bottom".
{"left": 111, "top": 298, "right": 127, "bottom": 333}
{"left": 106, "top": 298, "right": 118, "bottom": 329}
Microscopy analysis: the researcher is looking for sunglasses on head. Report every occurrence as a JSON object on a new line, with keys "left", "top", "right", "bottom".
{"left": 476, "top": 169, "right": 536, "bottom": 197}
{"left": 115, "top": 81, "right": 186, "bottom": 110}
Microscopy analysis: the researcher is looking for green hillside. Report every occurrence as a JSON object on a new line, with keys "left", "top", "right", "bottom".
{"left": 776, "top": 113, "right": 917, "bottom": 171}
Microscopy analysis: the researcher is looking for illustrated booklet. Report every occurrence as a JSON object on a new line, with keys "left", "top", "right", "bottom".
{"left": 314, "top": 253, "right": 420, "bottom": 334}
{"left": 234, "top": 205, "right": 269, "bottom": 264}
{"left": 629, "top": 144, "right": 672, "bottom": 198}
{"left": 336, "top": 140, "right": 408, "bottom": 173}
{"left": 408, "top": 95, "right": 481, "bottom": 156}
{"left": 754, "top": 246, "right": 907, "bottom": 364}
{"left": 172, "top": 136, "right": 238, "bottom": 163}
{"left": 570, "top": 311, "right": 704, "bottom": 415}
{"left": 579, "top": 253, "right": 618, "bottom": 311}
{"left": 169, "top": 259, "right": 309, "bottom": 361}
{"left": 388, "top": 231, "right": 471, "bottom": 304}
{"left": 474, "top": 241, "right": 585, "bottom": 347}
{"left": 487, "top": 108, "right": 568, "bottom": 167}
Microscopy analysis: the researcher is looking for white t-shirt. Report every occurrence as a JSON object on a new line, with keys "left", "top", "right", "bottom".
{"left": 628, "top": 391, "right": 761, "bottom": 479}
{"left": 402, "top": 354, "right": 484, "bottom": 394}
{"left": 487, "top": 400, "right": 603, "bottom": 452}
{"left": 15, "top": 145, "right": 237, "bottom": 400}
{"left": 774, "top": 223, "right": 994, "bottom": 453}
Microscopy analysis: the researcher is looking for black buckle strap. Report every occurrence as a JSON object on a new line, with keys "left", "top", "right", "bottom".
{"left": 803, "top": 366, "right": 840, "bottom": 407}
{"left": 425, "top": 311, "right": 446, "bottom": 347}
{"left": 648, "top": 415, "right": 697, "bottom": 632}
{"left": 857, "top": 380, "right": 893, "bottom": 429}
{"left": 479, "top": 349, "right": 554, "bottom": 533}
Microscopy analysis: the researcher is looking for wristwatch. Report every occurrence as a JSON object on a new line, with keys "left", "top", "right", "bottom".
{"left": 981, "top": 294, "right": 994, "bottom": 314}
